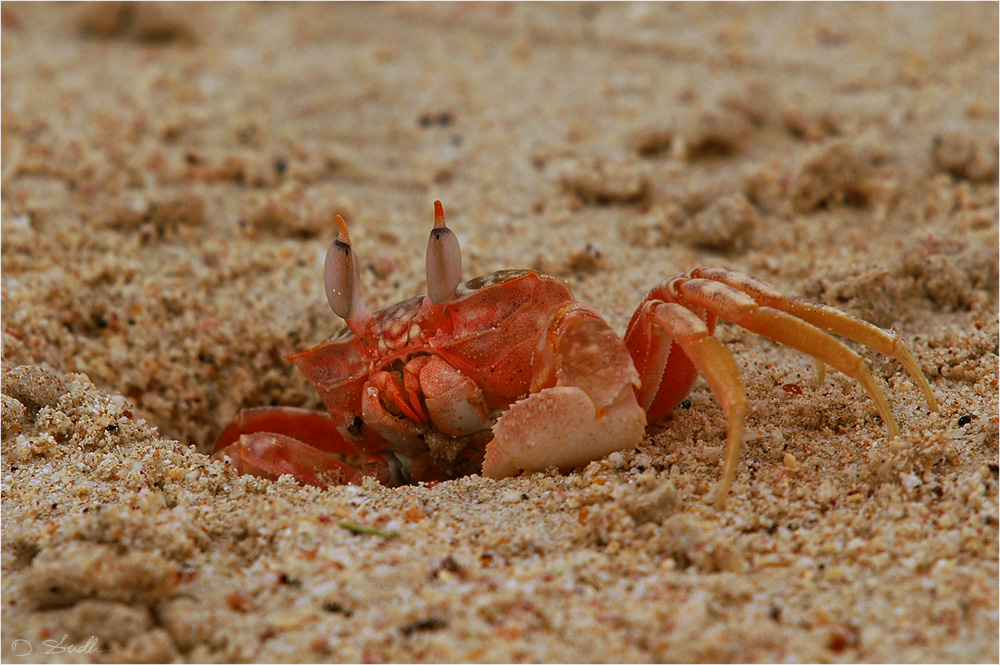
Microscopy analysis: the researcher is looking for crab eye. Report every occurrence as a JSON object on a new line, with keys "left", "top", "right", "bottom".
{"left": 324, "top": 215, "right": 373, "bottom": 334}
{"left": 425, "top": 200, "right": 462, "bottom": 305}
{"left": 324, "top": 235, "right": 355, "bottom": 319}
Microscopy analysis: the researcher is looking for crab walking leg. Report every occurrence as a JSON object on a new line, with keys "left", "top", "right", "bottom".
{"left": 691, "top": 268, "right": 938, "bottom": 411}
{"left": 814, "top": 359, "right": 827, "bottom": 386}
{"left": 482, "top": 303, "right": 647, "bottom": 479}
{"left": 639, "top": 302, "right": 748, "bottom": 510}
{"left": 676, "top": 278, "right": 900, "bottom": 437}
{"left": 214, "top": 406, "right": 362, "bottom": 456}
{"left": 624, "top": 294, "right": 708, "bottom": 422}
{"left": 212, "top": 432, "right": 364, "bottom": 488}
{"left": 211, "top": 407, "right": 366, "bottom": 487}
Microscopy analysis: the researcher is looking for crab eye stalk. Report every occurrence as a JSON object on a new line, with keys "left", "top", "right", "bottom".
{"left": 425, "top": 200, "right": 462, "bottom": 305}
{"left": 324, "top": 215, "right": 373, "bottom": 335}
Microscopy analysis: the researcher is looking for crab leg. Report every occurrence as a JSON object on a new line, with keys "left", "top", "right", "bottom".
{"left": 675, "top": 278, "right": 902, "bottom": 435}
{"left": 632, "top": 301, "right": 748, "bottom": 509}
{"left": 624, "top": 286, "right": 712, "bottom": 423}
{"left": 211, "top": 407, "right": 366, "bottom": 487}
{"left": 689, "top": 269, "right": 938, "bottom": 411}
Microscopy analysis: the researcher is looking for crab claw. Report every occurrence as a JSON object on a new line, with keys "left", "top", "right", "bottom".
{"left": 482, "top": 303, "right": 646, "bottom": 478}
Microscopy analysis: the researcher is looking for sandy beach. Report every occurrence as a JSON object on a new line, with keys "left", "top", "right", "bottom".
{"left": 2, "top": 3, "right": 997, "bottom": 662}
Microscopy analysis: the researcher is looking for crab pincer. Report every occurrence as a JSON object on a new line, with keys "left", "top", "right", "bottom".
{"left": 482, "top": 302, "right": 646, "bottom": 479}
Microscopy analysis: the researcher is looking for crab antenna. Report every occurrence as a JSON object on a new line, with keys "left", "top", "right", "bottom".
{"left": 425, "top": 200, "right": 462, "bottom": 305}
{"left": 324, "top": 214, "right": 374, "bottom": 335}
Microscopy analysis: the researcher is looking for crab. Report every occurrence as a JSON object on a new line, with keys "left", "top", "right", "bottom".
{"left": 212, "top": 201, "right": 938, "bottom": 508}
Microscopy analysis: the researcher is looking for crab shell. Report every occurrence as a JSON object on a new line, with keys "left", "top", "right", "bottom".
{"left": 280, "top": 268, "right": 644, "bottom": 483}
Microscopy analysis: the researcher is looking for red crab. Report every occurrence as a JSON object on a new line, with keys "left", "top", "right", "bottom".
{"left": 212, "top": 201, "right": 938, "bottom": 508}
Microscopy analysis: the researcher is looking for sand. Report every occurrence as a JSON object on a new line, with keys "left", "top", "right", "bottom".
{"left": 2, "top": 3, "right": 997, "bottom": 662}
